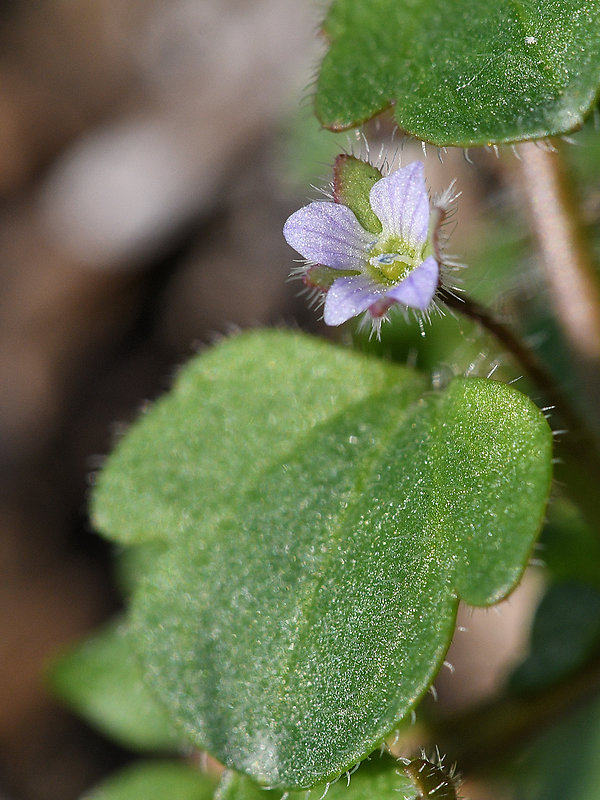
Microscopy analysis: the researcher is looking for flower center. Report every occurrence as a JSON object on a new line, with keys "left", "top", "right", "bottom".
{"left": 368, "top": 252, "right": 418, "bottom": 283}
{"left": 366, "top": 234, "right": 421, "bottom": 285}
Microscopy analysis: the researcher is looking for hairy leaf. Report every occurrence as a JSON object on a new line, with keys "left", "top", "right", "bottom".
{"left": 215, "top": 755, "right": 420, "bottom": 800}
{"left": 315, "top": 0, "right": 600, "bottom": 146}
{"left": 92, "top": 332, "right": 418, "bottom": 546}
{"left": 333, "top": 155, "right": 383, "bottom": 234}
{"left": 93, "top": 331, "right": 552, "bottom": 788}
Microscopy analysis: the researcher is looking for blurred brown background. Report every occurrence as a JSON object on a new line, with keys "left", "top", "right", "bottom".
{"left": 0, "top": 2, "right": 321, "bottom": 797}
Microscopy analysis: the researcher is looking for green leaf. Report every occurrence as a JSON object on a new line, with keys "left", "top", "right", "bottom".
{"left": 90, "top": 331, "right": 552, "bottom": 788}
{"left": 503, "top": 694, "right": 600, "bottom": 800}
{"left": 510, "top": 582, "right": 600, "bottom": 694}
{"left": 333, "top": 155, "right": 382, "bottom": 234}
{"left": 48, "top": 619, "right": 181, "bottom": 752}
{"left": 315, "top": 0, "right": 600, "bottom": 146}
{"left": 215, "top": 755, "right": 420, "bottom": 800}
{"left": 92, "top": 331, "right": 421, "bottom": 546}
{"left": 113, "top": 541, "right": 168, "bottom": 597}
{"left": 541, "top": 499, "right": 600, "bottom": 589}
{"left": 82, "top": 761, "right": 217, "bottom": 800}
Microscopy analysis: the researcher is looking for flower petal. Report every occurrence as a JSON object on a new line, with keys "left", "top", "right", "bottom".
{"left": 369, "top": 162, "right": 430, "bottom": 250}
{"left": 386, "top": 256, "right": 439, "bottom": 310}
{"left": 283, "top": 202, "right": 375, "bottom": 270}
{"left": 323, "top": 274, "right": 386, "bottom": 326}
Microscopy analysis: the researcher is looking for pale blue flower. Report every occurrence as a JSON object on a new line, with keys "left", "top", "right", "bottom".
{"left": 284, "top": 161, "right": 442, "bottom": 332}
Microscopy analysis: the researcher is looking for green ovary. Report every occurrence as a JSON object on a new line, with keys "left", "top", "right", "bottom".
{"left": 368, "top": 252, "right": 418, "bottom": 284}
{"left": 366, "top": 235, "right": 422, "bottom": 284}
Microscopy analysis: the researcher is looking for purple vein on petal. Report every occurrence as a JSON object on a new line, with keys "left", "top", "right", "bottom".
{"left": 369, "top": 162, "right": 430, "bottom": 250}
{"left": 323, "top": 274, "right": 387, "bottom": 326}
{"left": 386, "top": 256, "right": 439, "bottom": 310}
{"left": 283, "top": 201, "right": 375, "bottom": 270}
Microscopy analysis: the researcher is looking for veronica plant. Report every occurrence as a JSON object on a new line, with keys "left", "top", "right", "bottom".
{"left": 49, "top": 1, "right": 600, "bottom": 799}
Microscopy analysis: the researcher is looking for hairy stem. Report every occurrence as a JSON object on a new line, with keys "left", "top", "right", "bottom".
{"left": 517, "top": 142, "right": 600, "bottom": 431}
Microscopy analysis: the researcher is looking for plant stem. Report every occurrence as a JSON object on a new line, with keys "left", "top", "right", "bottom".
{"left": 517, "top": 142, "right": 600, "bottom": 432}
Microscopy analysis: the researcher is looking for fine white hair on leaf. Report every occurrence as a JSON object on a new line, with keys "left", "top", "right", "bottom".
{"left": 534, "top": 138, "right": 557, "bottom": 153}
{"left": 318, "top": 782, "right": 330, "bottom": 800}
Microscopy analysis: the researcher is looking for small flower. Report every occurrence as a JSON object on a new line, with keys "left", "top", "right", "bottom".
{"left": 283, "top": 159, "right": 455, "bottom": 336}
